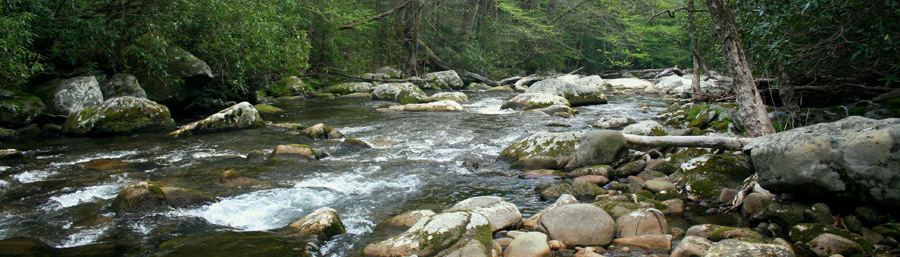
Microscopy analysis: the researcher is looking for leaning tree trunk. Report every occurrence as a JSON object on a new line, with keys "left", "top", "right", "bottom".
{"left": 400, "top": 0, "right": 423, "bottom": 77}
{"left": 705, "top": 0, "right": 775, "bottom": 137}
{"left": 688, "top": 0, "right": 701, "bottom": 95}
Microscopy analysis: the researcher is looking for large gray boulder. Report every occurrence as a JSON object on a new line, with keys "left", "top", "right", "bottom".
{"left": 0, "top": 96, "right": 45, "bottom": 127}
{"left": 100, "top": 73, "right": 147, "bottom": 99}
{"left": 167, "top": 102, "right": 263, "bottom": 137}
{"left": 423, "top": 70, "right": 464, "bottom": 90}
{"left": 430, "top": 92, "right": 469, "bottom": 102}
{"left": 321, "top": 82, "right": 374, "bottom": 95}
{"left": 63, "top": 96, "right": 175, "bottom": 135}
{"left": 574, "top": 75, "right": 606, "bottom": 89}
{"left": 535, "top": 203, "right": 615, "bottom": 247}
{"left": 575, "top": 130, "right": 628, "bottom": 167}
{"left": 606, "top": 78, "right": 652, "bottom": 90}
{"left": 501, "top": 93, "right": 570, "bottom": 110}
{"left": 500, "top": 131, "right": 582, "bottom": 170}
{"left": 622, "top": 120, "right": 665, "bottom": 136}
{"left": 137, "top": 46, "right": 213, "bottom": 108}
{"left": 376, "top": 66, "right": 403, "bottom": 78}
{"left": 704, "top": 239, "right": 795, "bottom": 257}
{"left": 616, "top": 208, "right": 668, "bottom": 237}
{"left": 680, "top": 154, "right": 754, "bottom": 200}
{"left": 362, "top": 211, "right": 492, "bottom": 257}
{"left": 36, "top": 76, "right": 104, "bottom": 116}
{"left": 526, "top": 78, "right": 607, "bottom": 106}
{"left": 746, "top": 116, "right": 900, "bottom": 206}
{"left": 522, "top": 194, "right": 578, "bottom": 230}
{"left": 446, "top": 196, "right": 522, "bottom": 232}
{"left": 372, "top": 82, "right": 428, "bottom": 104}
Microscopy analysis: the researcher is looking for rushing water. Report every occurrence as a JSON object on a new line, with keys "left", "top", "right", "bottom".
{"left": 1, "top": 91, "right": 682, "bottom": 255}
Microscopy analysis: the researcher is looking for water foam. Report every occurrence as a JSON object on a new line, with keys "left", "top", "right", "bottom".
{"left": 13, "top": 170, "right": 57, "bottom": 183}
{"left": 48, "top": 184, "right": 122, "bottom": 209}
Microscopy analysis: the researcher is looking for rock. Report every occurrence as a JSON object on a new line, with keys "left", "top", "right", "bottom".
{"left": 541, "top": 181, "right": 607, "bottom": 201}
{"left": 99, "top": 73, "right": 146, "bottom": 99}
{"left": 644, "top": 180, "right": 676, "bottom": 193}
{"left": 743, "top": 192, "right": 773, "bottom": 216}
{"left": 386, "top": 100, "right": 466, "bottom": 112}
{"left": 704, "top": 239, "right": 795, "bottom": 257}
{"left": 111, "top": 181, "right": 214, "bottom": 216}
{"left": 362, "top": 211, "right": 492, "bottom": 257}
{"left": 574, "top": 130, "right": 627, "bottom": 167}
{"left": 671, "top": 236, "right": 712, "bottom": 257}
{"left": 606, "top": 78, "right": 652, "bottom": 90}
{"left": 621, "top": 120, "right": 665, "bottom": 136}
{"left": 536, "top": 204, "right": 615, "bottom": 246}
{"left": 680, "top": 154, "right": 753, "bottom": 200}
{"left": 746, "top": 116, "right": 900, "bottom": 206}
{"left": 527, "top": 105, "right": 576, "bottom": 117}
{"left": 269, "top": 144, "right": 318, "bottom": 161}
{"left": 156, "top": 231, "right": 312, "bottom": 256}
{"left": 447, "top": 196, "right": 522, "bottom": 232}
{"left": 62, "top": 96, "right": 175, "bottom": 135}
{"left": 522, "top": 194, "right": 578, "bottom": 230}
{"left": 574, "top": 175, "right": 609, "bottom": 185}
{"left": 501, "top": 93, "right": 570, "bottom": 110}
{"left": 268, "top": 76, "right": 307, "bottom": 97}
{"left": 500, "top": 131, "right": 582, "bottom": 169}
{"left": 853, "top": 206, "right": 887, "bottom": 225}
{"left": 372, "top": 82, "right": 428, "bottom": 104}
{"left": 787, "top": 223, "right": 871, "bottom": 252}
{"left": 548, "top": 240, "right": 565, "bottom": 250}
{"left": 423, "top": 70, "right": 464, "bottom": 90}
{"left": 302, "top": 123, "right": 344, "bottom": 139}
{"left": 710, "top": 226, "right": 763, "bottom": 242}
{"left": 612, "top": 235, "right": 672, "bottom": 251}
{"left": 35, "top": 76, "right": 103, "bottom": 116}
{"left": 526, "top": 78, "right": 608, "bottom": 106}
{"left": 593, "top": 117, "right": 636, "bottom": 129}
{"left": 79, "top": 159, "right": 131, "bottom": 170}
{"left": 661, "top": 199, "right": 684, "bottom": 215}
{"left": 167, "top": 102, "right": 263, "bottom": 137}
{"left": 137, "top": 46, "right": 213, "bottom": 108}
{"left": 339, "top": 92, "right": 372, "bottom": 99}
{"left": 574, "top": 247, "right": 605, "bottom": 257}
{"left": 808, "top": 233, "right": 862, "bottom": 257}
{"left": 654, "top": 75, "right": 687, "bottom": 92}
{"left": 0, "top": 149, "right": 23, "bottom": 160}
{"left": 342, "top": 137, "right": 372, "bottom": 149}
{"left": 361, "top": 73, "right": 390, "bottom": 80}
{"left": 766, "top": 202, "right": 809, "bottom": 228}
{"left": 430, "top": 92, "right": 469, "bottom": 102}
{"left": 567, "top": 165, "right": 612, "bottom": 178}
{"left": 378, "top": 210, "right": 437, "bottom": 231}
{"left": 806, "top": 203, "right": 834, "bottom": 225}
{"left": 574, "top": 75, "right": 606, "bottom": 88}
{"left": 286, "top": 207, "right": 345, "bottom": 241}
{"left": 519, "top": 169, "right": 563, "bottom": 179}
{"left": 322, "top": 82, "right": 375, "bottom": 95}
{"left": 616, "top": 208, "right": 668, "bottom": 237}
{"left": 0, "top": 96, "right": 46, "bottom": 127}
{"left": 614, "top": 160, "right": 647, "bottom": 177}
{"left": 253, "top": 104, "right": 284, "bottom": 115}
{"left": 246, "top": 150, "right": 266, "bottom": 161}
{"left": 465, "top": 83, "right": 492, "bottom": 90}
{"left": 376, "top": 66, "right": 403, "bottom": 78}
{"left": 503, "top": 232, "right": 551, "bottom": 257}
{"left": 486, "top": 86, "right": 514, "bottom": 92}
{"left": 0, "top": 128, "right": 18, "bottom": 140}
{"left": 686, "top": 224, "right": 723, "bottom": 239}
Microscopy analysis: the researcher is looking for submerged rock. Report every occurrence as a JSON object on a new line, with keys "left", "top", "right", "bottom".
{"left": 100, "top": 73, "right": 146, "bottom": 99}
{"left": 156, "top": 231, "right": 312, "bottom": 256}
{"left": 302, "top": 123, "right": 343, "bottom": 139}
{"left": 35, "top": 76, "right": 104, "bottom": 116}
{"left": 526, "top": 78, "right": 607, "bottom": 106}
{"left": 446, "top": 196, "right": 522, "bottom": 232}
{"left": 167, "top": 102, "right": 264, "bottom": 137}
{"left": 372, "top": 82, "right": 428, "bottom": 104}
{"left": 423, "top": 70, "right": 464, "bottom": 90}
{"left": 62, "top": 96, "right": 175, "bottom": 135}
{"left": 111, "top": 181, "right": 214, "bottom": 216}
{"left": 362, "top": 211, "right": 493, "bottom": 257}
{"left": 501, "top": 93, "right": 570, "bottom": 110}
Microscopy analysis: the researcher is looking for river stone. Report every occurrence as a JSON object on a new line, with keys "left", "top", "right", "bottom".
{"left": 362, "top": 211, "right": 492, "bottom": 257}
{"left": 745, "top": 116, "right": 900, "bottom": 207}
{"left": 644, "top": 179, "right": 676, "bottom": 193}
{"left": 526, "top": 78, "right": 608, "bottom": 106}
{"left": 423, "top": 70, "right": 464, "bottom": 90}
{"left": 501, "top": 93, "right": 571, "bottom": 110}
{"left": 0, "top": 96, "right": 45, "bottom": 127}
{"left": 606, "top": 78, "right": 652, "bottom": 90}
{"left": 680, "top": 154, "right": 753, "bottom": 200}
{"left": 269, "top": 144, "right": 317, "bottom": 161}
{"left": 568, "top": 165, "right": 612, "bottom": 178}
{"left": 361, "top": 73, "right": 390, "bottom": 80}
{"left": 540, "top": 181, "right": 607, "bottom": 201}
{"left": 167, "top": 102, "right": 263, "bottom": 137}
{"left": 253, "top": 104, "right": 284, "bottom": 115}
{"left": 704, "top": 239, "right": 795, "bottom": 257}
{"left": 537, "top": 203, "right": 615, "bottom": 246}
{"left": 574, "top": 75, "right": 606, "bottom": 88}
{"left": 522, "top": 194, "right": 578, "bottom": 230}
{"left": 342, "top": 137, "right": 372, "bottom": 149}
{"left": 447, "top": 196, "right": 522, "bottom": 232}
{"left": 612, "top": 234, "right": 672, "bottom": 251}
{"left": 500, "top": 131, "right": 582, "bottom": 169}
{"left": 0, "top": 149, "right": 23, "bottom": 160}
{"left": 503, "top": 232, "right": 551, "bottom": 257}
{"left": 575, "top": 130, "right": 627, "bottom": 167}
{"left": 322, "top": 82, "right": 374, "bottom": 95}
{"left": 62, "top": 96, "right": 175, "bottom": 135}
{"left": 808, "top": 233, "right": 860, "bottom": 257}
{"left": 430, "top": 92, "right": 469, "bottom": 102}
{"left": 805, "top": 203, "right": 834, "bottom": 225}
{"left": 372, "top": 82, "right": 428, "bottom": 104}
{"left": 709, "top": 226, "right": 763, "bottom": 242}
{"left": 376, "top": 66, "right": 402, "bottom": 78}
{"left": 743, "top": 192, "right": 773, "bottom": 217}
{"left": 268, "top": 76, "right": 307, "bottom": 97}
{"left": 287, "top": 207, "right": 345, "bottom": 241}
{"left": 111, "top": 181, "right": 214, "bottom": 216}
{"left": 661, "top": 199, "right": 684, "bottom": 215}
{"left": 100, "top": 73, "right": 146, "bottom": 99}
{"left": 528, "top": 105, "right": 576, "bottom": 117}
{"left": 387, "top": 100, "right": 466, "bottom": 112}
{"left": 486, "top": 86, "right": 514, "bottom": 92}
{"left": 155, "top": 231, "right": 312, "bottom": 256}
{"left": 137, "top": 46, "right": 213, "bottom": 108}
{"left": 302, "top": 123, "right": 344, "bottom": 139}
{"left": 36, "top": 76, "right": 104, "bottom": 116}
{"left": 671, "top": 236, "right": 712, "bottom": 257}
{"left": 686, "top": 224, "right": 722, "bottom": 239}
{"left": 622, "top": 120, "right": 665, "bottom": 136}
{"left": 593, "top": 117, "right": 636, "bottom": 129}
{"left": 0, "top": 128, "right": 18, "bottom": 140}
{"left": 466, "top": 82, "right": 492, "bottom": 90}
{"left": 616, "top": 208, "right": 668, "bottom": 237}
{"left": 574, "top": 175, "right": 609, "bottom": 185}
{"left": 378, "top": 210, "right": 437, "bottom": 231}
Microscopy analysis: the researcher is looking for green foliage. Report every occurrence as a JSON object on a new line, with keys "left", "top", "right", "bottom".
{"left": 0, "top": 2, "right": 44, "bottom": 89}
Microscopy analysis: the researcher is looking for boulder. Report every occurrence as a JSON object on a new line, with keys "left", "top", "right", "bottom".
{"left": 519, "top": 169, "right": 563, "bottom": 179}
{"left": 644, "top": 180, "right": 676, "bottom": 193}
{"left": 269, "top": 144, "right": 318, "bottom": 161}
{"left": 746, "top": 116, "right": 900, "bottom": 206}
{"left": 253, "top": 104, "right": 284, "bottom": 115}
{"left": 361, "top": 73, "right": 390, "bottom": 80}
{"left": 286, "top": 207, "right": 345, "bottom": 241}
{"left": 156, "top": 231, "right": 312, "bottom": 256}
{"left": 466, "top": 83, "right": 492, "bottom": 90}
{"left": 593, "top": 117, "right": 636, "bottom": 129}
{"left": 743, "top": 192, "right": 773, "bottom": 216}
{"left": 526, "top": 78, "right": 608, "bottom": 106}
{"left": 99, "top": 73, "right": 147, "bottom": 99}
{"left": 615, "top": 208, "right": 668, "bottom": 237}
{"left": 703, "top": 239, "right": 795, "bottom": 257}
{"left": 372, "top": 82, "right": 428, "bottom": 104}
{"left": 527, "top": 105, "right": 576, "bottom": 117}
{"left": 680, "top": 154, "right": 754, "bottom": 200}
{"left": 606, "top": 78, "right": 652, "bottom": 90}
{"left": 386, "top": 100, "right": 466, "bottom": 112}
{"left": 375, "top": 66, "right": 402, "bottom": 78}
{"left": 35, "top": 76, "right": 103, "bottom": 116}
{"left": 808, "top": 233, "right": 862, "bottom": 257}
{"left": 0, "top": 96, "right": 45, "bottom": 127}
{"left": 62, "top": 96, "right": 175, "bottom": 135}
{"left": 137, "top": 46, "right": 213, "bottom": 108}
{"left": 111, "top": 181, "right": 214, "bottom": 216}
{"left": 423, "top": 70, "right": 464, "bottom": 90}
{"left": 686, "top": 224, "right": 722, "bottom": 239}
{"left": 486, "top": 86, "right": 514, "bottom": 92}
{"left": 501, "top": 93, "right": 570, "bottom": 110}
{"left": 500, "top": 131, "right": 582, "bottom": 169}
{"left": 376, "top": 210, "right": 437, "bottom": 231}
{"left": 269, "top": 76, "right": 307, "bottom": 97}
{"left": 574, "top": 75, "right": 606, "bottom": 88}
{"left": 612, "top": 234, "right": 672, "bottom": 251}
{"left": 522, "top": 194, "right": 578, "bottom": 230}
{"left": 621, "top": 120, "right": 665, "bottom": 136}
{"left": 0, "top": 149, "right": 23, "bottom": 160}
{"left": 541, "top": 181, "right": 607, "bottom": 201}
{"left": 362, "top": 211, "right": 492, "bottom": 257}
{"left": 573, "top": 175, "right": 609, "bottom": 185}
{"left": 302, "top": 123, "right": 344, "bottom": 139}
{"left": 536, "top": 203, "right": 615, "bottom": 246}
{"left": 342, "top": 138, "right": 373, "bottom": 149}
{"left": 322, "top": 82, "right": 375, "bottom": 95}
{"left": 503, "top": 232, "right": 551, "bottom": 257}
{"left": 670, "top": 236, "right": 712, "bottom": 257}
{"left": 430, "top": 92, "right": 469, "bottom": 102}
{"left": 167, "top": 102, "right": 263, "bottom": 137}
{"left": 446, "top": 196, "right": 522, "bottom": 232}
{"left": 574, "top": 130, "right": 627, "bottom": 167}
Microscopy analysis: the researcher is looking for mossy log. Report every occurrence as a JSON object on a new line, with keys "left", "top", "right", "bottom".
{"left": 622, "top": 134, "right": 751, "bottom": 150}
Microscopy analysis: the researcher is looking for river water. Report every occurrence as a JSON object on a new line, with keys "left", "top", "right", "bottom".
{"left": 1, "top": 91, "right": 679, "bottom": 255}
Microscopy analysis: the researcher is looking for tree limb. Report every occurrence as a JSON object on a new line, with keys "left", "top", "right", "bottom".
{"left": 339, "top": 0, "right": 412, "bottom": 30}
{"left": 623, "top": 134, "right": 752, "bottom": 150}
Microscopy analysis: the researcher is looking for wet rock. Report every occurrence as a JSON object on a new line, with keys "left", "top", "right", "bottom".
{"left": 710, "top": 226, "right": 763, "bottom": 242}
{"left": 156, "top": 231, "right": 311, "bottom": 256}
{"left": 805, "top": 203, "right": 834, "bottom": 225}
{"left": 686, "top": 224, "right": 723, "bottom": 239}
{"left": 447, "top": 196, "right": 522, "bottom": 232}
{"left": 302, "top": 123, "right": 344, "bottom": 139}
{"left": 573, "top": 175, "right": 609, "bottom": 185}
{"left": 622, "top": 120, "right": 665, "bottom": 136}
{"left": 339, "top": 92, "right": 371, "bottom": 99}
{"left": 385, "top": 100, "right": 466, "bottom": 112}
{"left": 743, "top": 192, "right": 774, "bottom": 216}
{"left": 593, "top": 117, "right": 636, "bottom": 129}
{"left": 0, "top": 128, "right": 18, "bottom": 140}
{"left": 35, "top": 76, "right": 103, "bottom": 116}
{"left": 612, "top": 234, "right": 672, "bottom": 251}
{"left": 377, "top": 210, "right": 436, "bottom": 232}
{"left": 0, "top": 149, "right": 23, "bottom": 160}
{"left": 841, "top": 216, "right": 864, "bottom": 233}
{"left": 809, "top": 233, "right": 861, "bottom": 257}
{"left": 527, "top": 105, "right": 576, "bottom": 117}
{"left": 574, "top": 75, "right": 606, "bottom": 88}
{"left": 500, "top": 131, "right": 582, "bottom": 169}
{"left": 253, "top": 104, "right": 284, "bottom": 115}
{"left": 286, "top": 207, "right": 345, "bottom": 241}
{"left": 661, "top": 199, "right": 684, "bottom": 215}
{"left": 644, "top": 179, "right": 676, "bottom": 193}
{"left": 430, "top": 92, "right": 469, "bottom": 102}
{"left": 606, "top": 78, "right": 652, "bottom": 90}
{"left": 79, "top": 159, "right": 131, "bottom": 170}
{"left": 518, "top": 169, "right": 563, "bottom": 179}
{"left": 62, "top": 96, "right": 175, "bottom": 135}
{"left": 704, "top": 239, "right": 795, "bottom": 257}
{"left": 788, "top": 223, "right": 871, "bottom": 252}
{"left": 137, "top": 46, "right": 213, "bottom": 108}
{"left": 486, "top": 86, "right": 514, "bottom": 92}
{"left": 269, "top": 76, "right": 307, "bottom": 97}
{"left": 341, "top": 137, "right": 372, "bottom": 149}
{"left": 746, "top": 116, "right": 900, "bottom": 207}
{"left": 99, "top": 73, "right": 146, "bottom": 99}
{"left": 501, "top": 93, "right": 570, "bottom": 110}
{"left": 376, "top": 66, "right": 402, "bottom": 78}
{"left": 423, "top": 70, "right": 464, "bottom": 90}
{"left": 680, "top": 154, "right": 753, "bottom": 200}
{"left": 167, "top": 102, "right": 263, "bottom": 137}
{"left": 269, "top": 144, "right": 318, "bottom": 161}
{"left": 535, "top": 203, "right": 615, "bottom": 246}
{"left": 503, "top": 232, "right": 551, "bottom": 257}
{"left": 526, "top": 78, "right": 607, "bottom": 106}
{"left": 522, "top": 194, "right": 578, "bottom": 230}
{"left": 322, "top": 82, "right": 375, "bottom": 95}
{"left": 671, "top": 236, "right": 712, "bottom": 257}
{"left": 362, "top": 211, "right": 492, "bottom": 257}
{"left": 574, "top": 247, "right": 605, "bottom": 257}
{"left": 246, "top": 150, "right": 266, "bottom": 161}
{"left": 614, "top": 160, "right": 647, "bottom": 177}
{"left": 372, "top": 82, "right": 428, "bottom": 104}
{"left": 574, "top": 130, "right": 627, "bottom": 167}
{"left": 616, "top": 208, "right": 668, "bottom": 237}
{"left": 0, "top": 96, "right": 46, "bottom": 127}
{"left": 111, "top": 181, "right": 214, "bottom": 216}
{"left": 567, "top": 165, "right": 612, "bottom": 178}
{"left": 766, "top": 202, "right": 809, "bottom": 228}
{"left": 540, "top": 181, "right": 607, "bottom": 201}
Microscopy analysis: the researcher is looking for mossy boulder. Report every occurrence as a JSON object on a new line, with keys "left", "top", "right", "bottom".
{"left": 63, "top": 96, "right": 175, "bottom": 135}
{"left": 362, "top": 211, "right": 493, "bottom": 257}
{"left": 136, "top": 45, "right": 213, "bottom": 108}
{"left": 111, "top": 181, "right": 214, "bottom": 216}
{"left": 501, "top": 93, "right": 570, "bottom": 110}
{"left": 446, "top": 196, "right": 522, "bottom": 232}
{"left": 372, "top": 82, "right": 428, "bottom": 104}
{"left": 574, "top": 130, "right": 628, "bottom": 167}
{"left": 709, "top": 226, "right": 764, "bottom": 242}
{"left": 429, "top": 92, "right": 469, "bottom": 102}
{"left": 375, "top": 66, "right": 402, "bottom": 78}
{"left": 267, "top": 76, "right": 308, "bottom": 97}
{"left": 321, "top": 82, "right": 374, "bottom": 96}
{"left": 301, "top": 123, "right": 343, "bottom": 139}
{"left": 373, "top": 210, "right": 437, "bottom": 236}
{"left": 422, "top": 70, "right": 464, "bottom": 90}
{"left": 167, "top": 102, "right": 264, "bottom": 137}
{"left": 155, "top": 231, "right": 312, "bottom": 257}
{"left": 765, "top": 202, "right": 809, "bottom": 228}
{"left": 0, "top": 95, "right": 45, "bottom": 127}
{"left": 500, "top": 131, "right": 582, "bottom": 170}
{"left": 34, "top": 76, "right": 104, "bottom": 116}
{"left": 567, "top": 165, "right": 612, "bottom": 178}
{"left": 525, "top": 78, "right": 608, "bottom": 106}
{"left": 253, "top": 104, "right": 284, "bottom": 115}
{"left": 622, "top": 120, "right": 665, "bottom": 136}
{"left": 99, "top": 73, "right": 146, "bottom": 99}
{"left": 680, "top": 154, "right": 753, "bottom": 201}
{"left": 540, "top": 181, "right": 607, "bottom": 201}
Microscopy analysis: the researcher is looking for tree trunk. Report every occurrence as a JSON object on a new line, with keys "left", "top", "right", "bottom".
{"left": 705, "top": 0, "right": 775, "bottom": 137}
{"left": 623, "top": 134, "right": 752, "bottom": 150}
{"left": 400, "top": 0, "right": 423, "bottom": 77}
{"left": 688, "top": 0, "right": 701, "bottom": 95}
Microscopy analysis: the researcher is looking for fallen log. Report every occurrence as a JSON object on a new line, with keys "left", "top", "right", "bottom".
{"left": 622, "top": 134, "right": 751, "bottom": 150}
{"left": 339, "top": 0, "right": 412, "bottom": 30}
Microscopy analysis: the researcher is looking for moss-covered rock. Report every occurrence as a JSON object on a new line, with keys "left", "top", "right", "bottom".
{"left": 501, "top": 93, "right": 570, "bottom": 110}
{"left": 136, "top": 45, "right": 213, "bottom": 108}
{"left": 267, "top": 76, "right": 308, "bottom": 97}
{"left": 155, "top": 231, "right": 312, "bottom": 257}
{"left": 301, "top": 123, "right": 343, "bottom": 139}
{"left": 703, "top": 239, "right": 794, "bottom": 257}
{"left": 709, "top": 226, "right": 764, "bottom": 242}
{"left": 372, "top": 82, "right": 428, "bottom": 104}
{"left": 111, "top": 181, "right": 214, "bottom": 216}
{"left": 0, "top": 95, "right": 45, "bottom": 127}
{"left": 63, "top": 96, "right": 175, "bottom": 135}
{"left": 429, "top": 92, "right": 469, "bottom": 102}
{"left": 574, "top": 130, "right": 627, "bottom": 167}
{"left": 167, "top": 102, "right": 264, "bottom": 137}
{"left": 321, "top": 82, "right": 374, "bottom": 96}
{"left": 253, "top": 104, "right": 284, "bottom": 115}
{"left": 788, "top": 223, "right": 872, "bottom": 252}
{"left": 362, "top": 211, "right": 492, "bottom": 257}
{"left": 99, "top": 73, "right": 147, "bottom": 99}
{"left": 540, "top": 181, "right": 607, "bottom": 201}
{"left": 422, "top": 70, "right": 464, "bottom": 90}
{"left": 566, "top": 165, "right": 612, "bottom": 178}
{"left": 500, "top": 131, "right": 582, "bottom": 169}
{"left": 525, "top": 78, "right": 608, "bottom": 106}
{"left": 680, "top": 154, "right": 753, "bottom": 201}
{"left": 765, "top": 202, "right": 809, "bottom": 228}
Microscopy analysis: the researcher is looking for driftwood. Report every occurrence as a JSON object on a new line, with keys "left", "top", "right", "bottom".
{"left": 623, "top": 134, "right": 751, "bottom": 150}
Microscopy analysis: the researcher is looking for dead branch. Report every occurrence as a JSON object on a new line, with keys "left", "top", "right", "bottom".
{"left": 623, "top": 134, "right": 752, "bottom": 150}
{"left": 339, "top": 0, "right": 412, "bottom": 30}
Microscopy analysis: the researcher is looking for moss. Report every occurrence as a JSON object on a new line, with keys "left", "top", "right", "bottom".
{"left": 687, "top": 104, "right": 710, "bottom": 121}
{"left": 254, "top": 104, "right": 284, "bottom": 115}
{"left": 710, "top": 226, "right": 764, "bottom": 242}
{"left": 474, "top": 223, "right": 493, "bottom": 249}
{"left": 651, "top": 127, "right": 668, "bottom": 136}
{"left": 709, "top": 118, "right": 732, "bottom": 131}
{"left": 683, "top": 154, "right": 753, "bottom": 199}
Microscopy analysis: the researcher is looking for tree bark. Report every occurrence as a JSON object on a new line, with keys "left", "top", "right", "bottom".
{"left": 623, "top": 134, "right": 752, "bottom": 150}
{"left": 705, "top": 0, "right": 775, "bottom": 137}
{"left": 688, "top": 0, "right": 701, "bottom": 95}
{"left": 400, "top": 0, "right": 424, "bottom": 77}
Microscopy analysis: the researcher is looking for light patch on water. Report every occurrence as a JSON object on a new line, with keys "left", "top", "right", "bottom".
{"left": 13, "top": 170, "right": 57, "bottom": 183}
{"left": 191, "top": 150, "right": 241, "bottom": 159}
{"left": 339, "top": 125, "right": 376, "bottom": 134}
{"left": 0, "top": 166, "right": 8, "bottom": 172}
{"left": 0, "top": 180, "right": 8, "bottom": 189}
{"left": 50, "top": 150, "right": 141, "bottom": 166}
{"left": 48, "top": 184, "right": 122, "bottom": 210}
{"left": 58, "top": 227, "right": 108, "bottom": 248}
{"left": 465, "top": 97, "right": 516, "bottom": 115}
